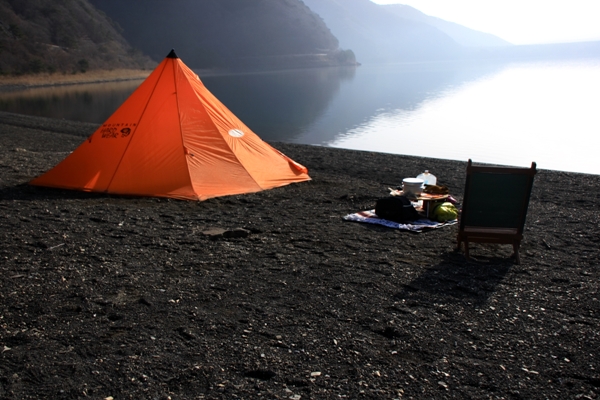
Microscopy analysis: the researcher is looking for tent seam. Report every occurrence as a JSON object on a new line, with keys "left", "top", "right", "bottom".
{"left": 105, "top": 61, "right": 168, "bottom": 192}
{"left": 173, "top": 60, "right": 197, "bottom": 199}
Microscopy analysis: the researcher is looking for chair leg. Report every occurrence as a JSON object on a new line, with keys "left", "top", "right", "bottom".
{"left": 457, "top": 234, "right": 471, "bottom": 261}
{"left": 513, "top": 242, "right": 521, "bottom": 264}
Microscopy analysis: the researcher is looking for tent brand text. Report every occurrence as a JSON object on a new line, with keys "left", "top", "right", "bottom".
{"left": 100, "top": 123, "right": 137, "bottom": 139}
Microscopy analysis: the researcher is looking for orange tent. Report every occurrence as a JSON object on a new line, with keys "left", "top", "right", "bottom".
{"left": 30, "top": 50, "right": 310, "bottom": 200}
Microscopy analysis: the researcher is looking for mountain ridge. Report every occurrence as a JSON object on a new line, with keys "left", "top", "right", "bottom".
{"left": 300, "top": 0, "right": 463, "bottom": 63}
{"left": 89, "top": 0, "right": 357, "bottom": 71}
{"left": 2, "top": 0, "right": 598, "bottom": 78}
{"left": 382, "top": 4, "right": 512, "bottom": 47}
{"left": 0, "top": 0, "right": 155, "bottom": 76}
{"left": 301, "top": 0, "right": 599, "bottom": 64}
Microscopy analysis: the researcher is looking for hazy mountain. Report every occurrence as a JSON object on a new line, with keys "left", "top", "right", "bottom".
{"left": 382, "top": 4, "right": 512, "bottom": 47}
{"left": 4, "top": 0, "right": 593, "bottom": 78}
{"left": 300, "top": 0, "right": 464, "bottom": 64}
{"left": 89, "top": 0, "right": 356, "bottom": 70}
{"left": 301, "top": 0, "right": 599, "bottom": 64}
{"left": 0, "top": 0, "right": 154, "bottom": 75}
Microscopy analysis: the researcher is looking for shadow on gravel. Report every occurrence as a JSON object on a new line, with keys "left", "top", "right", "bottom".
{"left": 0, "top": 184, "right": 144, "bottom": 202}
{"left": 394, "top": 252, "right": 514, "bottom": 306}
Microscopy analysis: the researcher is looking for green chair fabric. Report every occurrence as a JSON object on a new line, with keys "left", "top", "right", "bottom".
{"left": 456, "top": 159, "right": 537, "bottom": 264}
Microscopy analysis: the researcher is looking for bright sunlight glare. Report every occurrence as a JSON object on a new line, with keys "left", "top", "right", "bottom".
{"left": 370, "top": 0, "right": 600, "bottom": 45}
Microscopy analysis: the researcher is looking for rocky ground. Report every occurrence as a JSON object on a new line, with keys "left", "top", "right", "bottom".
{"left": 1, "top": 111, "right": 599, "bottom": 399}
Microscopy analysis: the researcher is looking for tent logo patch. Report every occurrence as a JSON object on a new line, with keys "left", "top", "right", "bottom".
{"left": 228, "top": 129, "right": 244, "bottom": 138}
{"left": 99, "top": 123, "right": 137, "bottom": 139}
{"left": 100, "top": 126, "right": 118, "bottom": 139}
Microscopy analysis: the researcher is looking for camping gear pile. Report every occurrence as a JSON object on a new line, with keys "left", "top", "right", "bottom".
{"left": 384, "top": 171, "right": 458, "bottom": 223}
{"left": 343, "top": 170, "right": 458, "bottom": 232}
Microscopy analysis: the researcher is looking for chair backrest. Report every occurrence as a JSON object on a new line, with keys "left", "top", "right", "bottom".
{"left": 460, "top": 159, "right": 537, "bottom": 232}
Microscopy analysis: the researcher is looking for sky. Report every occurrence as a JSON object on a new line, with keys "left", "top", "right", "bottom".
{"left": 370, "top": 0, "right": 600, "bottom": 45}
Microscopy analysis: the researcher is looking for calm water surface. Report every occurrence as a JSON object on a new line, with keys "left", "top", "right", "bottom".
{"left": 1, "top": 58, "right": 599, "bottom": 175}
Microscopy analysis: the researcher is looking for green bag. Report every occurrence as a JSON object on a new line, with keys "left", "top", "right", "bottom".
{"left": 433, "top": 202, "right": 458, "bottom": 222}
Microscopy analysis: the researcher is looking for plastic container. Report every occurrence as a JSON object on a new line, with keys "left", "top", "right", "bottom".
{"left": 402, "top": 178, "right": 424, "bottom": 196}
{"left": 416, "top": 170, "right": 437, "bottom": 186}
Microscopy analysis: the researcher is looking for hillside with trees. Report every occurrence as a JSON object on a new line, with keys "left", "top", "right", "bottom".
{"left": 89, "top": 0, "right": 357, "bottom": 70}
{"left": 2, "top": 0, "right": 597, "bottom": 78}
{"left": 0, "top": 0, "right": 155, "bottom": 76}
{"left": 0, "top": 0, "right": 357, "bottom": 76}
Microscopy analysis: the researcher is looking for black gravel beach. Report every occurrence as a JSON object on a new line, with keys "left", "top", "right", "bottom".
{"left": 1, "top": 111, "right": 599, "bottom": 399}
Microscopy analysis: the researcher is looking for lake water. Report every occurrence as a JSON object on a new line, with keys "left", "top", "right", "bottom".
{"left": 2, "top": 58, "right": 599, "bottom": 175}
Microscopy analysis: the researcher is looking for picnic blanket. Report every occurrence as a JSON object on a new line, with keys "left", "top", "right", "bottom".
{"left": 343, "top": 209, "right": 457, "bottom": 233}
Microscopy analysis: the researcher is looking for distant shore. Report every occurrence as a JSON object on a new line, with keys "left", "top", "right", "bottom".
{"left": 0, "top": 66, "right": 290, "bottom": 92}
{"left": 0, "top": 69, "right": 152, "bottom": 91}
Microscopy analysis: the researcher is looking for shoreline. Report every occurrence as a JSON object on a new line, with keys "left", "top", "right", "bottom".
{"left": 0, "top": 65, "right": 336, "bottom": 91}
{"left": 1, "top": 109, "right": 599, "bottom": 177}
{"left": 2, "top": 65, "right": 599, "bottom": 177}
{"left": 0, "top": 69, "right": 152, "bottom": 91}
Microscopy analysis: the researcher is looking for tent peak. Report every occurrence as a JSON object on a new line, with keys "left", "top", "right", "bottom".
{"left": 166, "top": 49, "right": 179, "bottom": 59}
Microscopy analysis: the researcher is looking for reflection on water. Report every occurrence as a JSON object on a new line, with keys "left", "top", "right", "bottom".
{"left": 203, "top": 67, "right": 357, "bottom": 141}
{"left": 327, "top": 59, "right": 600, "bottom": 175}
{"left": 0, "top": 80, "right": 143, "bottom": 123}
{"left": 1, "top": 59, "right": 599, "bottom": 174}
{"left": 289, "top": 61, "right": 506, "bottom": 145}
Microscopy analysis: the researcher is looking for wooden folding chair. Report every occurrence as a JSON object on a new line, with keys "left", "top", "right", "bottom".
{"left": 456, "top": 159, "right": 537, "bottom": 264}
